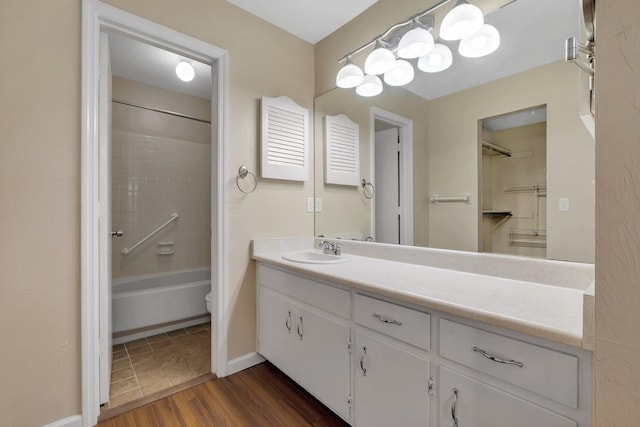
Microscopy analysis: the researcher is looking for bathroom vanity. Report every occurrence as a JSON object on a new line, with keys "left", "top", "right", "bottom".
{"left": 252, "top": 237, "right": 594, "bottom": 427}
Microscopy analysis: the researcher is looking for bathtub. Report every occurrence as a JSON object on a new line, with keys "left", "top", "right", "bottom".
{"left": 112, "top": 268, "right": 211, "bottom": 339}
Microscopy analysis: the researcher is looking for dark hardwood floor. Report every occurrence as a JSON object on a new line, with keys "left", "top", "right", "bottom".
{"left": 97, "top": 362, "right": 350, "bottom": 426}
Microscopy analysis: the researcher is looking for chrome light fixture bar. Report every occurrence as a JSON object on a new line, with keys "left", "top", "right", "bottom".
{"left": 336, "top": 0, "right": 502, "bottom": 97}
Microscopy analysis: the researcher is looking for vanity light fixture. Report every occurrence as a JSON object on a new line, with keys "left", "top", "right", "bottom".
{"left": 384, "top": 59, "right": 415, "bottom": 86}
{"left": 458, "top": 24, "right": 500, "bottom": 58}
{"left": 440, "top": 0, "right": 484, "bottom": 41}
{"left": 336, "top": 0, "right": 501, "bottom": 97}
{"left": 175, "top": 61, "right": 195, "bottom": 82}
{"left": 417, "top": 43, "right": 453, "bottom": 73}
{"left": 336, "top": 56, "right": 365, "bottom": 88}
{"left": 356, "top": 75, "right": 383, "bottom": 97}
{"left": 364, "top": 40, "right": 396, "bottom": 75}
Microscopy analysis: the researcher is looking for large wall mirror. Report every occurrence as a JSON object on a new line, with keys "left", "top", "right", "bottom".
{"left": 314, "top": 0, "right": 595, "bottom": 263}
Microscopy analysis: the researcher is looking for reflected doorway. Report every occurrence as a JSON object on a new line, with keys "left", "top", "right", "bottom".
{"left": 480, "top": 105, "right": 547, "bottom": 257}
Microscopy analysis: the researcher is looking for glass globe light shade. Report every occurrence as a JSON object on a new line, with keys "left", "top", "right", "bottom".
{"left": 384, "top": 60, "right": 415, "bottom": 86}
{"left": 336, "top": 62, "right": 364, "bottom": 88}
{"left": 356, "top": 75, "right": 383, "bottom": 97}
{"left": 458, "top": 24, "right": 500, "bottom": 58}
{"left": 417, "top": 43, "right": 453, "bottom": 73}
{"left": 397, "top": 27, "right": 435, "bottom": 59}
{"left": 176, "top": 61, "right": 195, "bottom": 82}
{"left": 364, "top": 46, "right": 396, "bottom": 75}
{"left": 440, "top": 1, "right": 484, "bottom": 41}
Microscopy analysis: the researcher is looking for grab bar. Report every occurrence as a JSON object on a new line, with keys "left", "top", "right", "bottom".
{"left": 430, "top": 193, "right": 471, "bottom": 204}
{"left": 121, "top": 213, "right": 179, "bottom": 255}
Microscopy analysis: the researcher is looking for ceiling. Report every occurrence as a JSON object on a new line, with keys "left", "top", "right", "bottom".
{"left": 107, "top": 0, "right": 580, "bottom": 104}
{"left": 225, "top": 0, "right": 379, "bottom": 44}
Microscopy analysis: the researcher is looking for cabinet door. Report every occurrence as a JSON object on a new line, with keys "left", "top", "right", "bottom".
{"left": 295, "top": 305, "right": 351, "bottom": 421}
{"left": 257, "top": 287, "right": 295, "bottom": 376}
{"left": 438, "top": 367, "right": 576, "bottom": 427}
{"left": 355, "top": 332, "right": 430, "bottom": 427}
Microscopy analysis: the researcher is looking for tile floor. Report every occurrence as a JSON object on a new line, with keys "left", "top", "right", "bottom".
{"left": 106, "top": 322, "right": 211, "bottom": 409}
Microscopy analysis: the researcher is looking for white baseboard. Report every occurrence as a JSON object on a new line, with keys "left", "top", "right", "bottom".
{"left": 226, "top": 352, "right": 265, "bottom": 376}
{"left": 43, "top": 415, "right": 83, "bottom": 427}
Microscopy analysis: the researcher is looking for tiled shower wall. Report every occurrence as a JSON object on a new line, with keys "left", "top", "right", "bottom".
{"left": 111, "top": 77, "right": 211, "bottom": 279}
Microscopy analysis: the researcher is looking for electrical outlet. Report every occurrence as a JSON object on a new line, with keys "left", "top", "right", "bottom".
{"left": 315, "top": 198, "right": 322, "bottom": 212}
{"left": 306, "top": 197, "right": 314, "bottom": 213}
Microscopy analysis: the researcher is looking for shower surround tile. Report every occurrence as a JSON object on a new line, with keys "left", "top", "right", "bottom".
{"left": 107, "top": 322, "right": 211, "bottom": 410}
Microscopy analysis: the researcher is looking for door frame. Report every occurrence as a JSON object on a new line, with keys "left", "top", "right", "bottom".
{"left": 81, "top": 1, "right": 229, "bottom": 426}
{"left": 369, "top": 107, "right": 414, "bottom": 245}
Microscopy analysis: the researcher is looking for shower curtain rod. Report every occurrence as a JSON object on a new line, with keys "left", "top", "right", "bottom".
{"left": 111, "top": 99, "right": 212, "bottom": 124}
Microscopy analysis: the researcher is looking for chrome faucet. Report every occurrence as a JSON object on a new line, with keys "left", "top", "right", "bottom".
{"left": 319, "top": 240, "right": 341, "bottom": 255}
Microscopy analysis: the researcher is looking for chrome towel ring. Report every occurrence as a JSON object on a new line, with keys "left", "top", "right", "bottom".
{"left": 361, "top": 179, "right": 375, "bottom": 199}
{"left": 237, "top": 165, "right": 257, "bottom": 194}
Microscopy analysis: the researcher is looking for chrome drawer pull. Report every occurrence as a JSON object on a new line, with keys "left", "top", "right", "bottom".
{"left": 360, "top": 346, "right": 367, "bottom": 376}
{"left": 372, "top": 313, "right": 402, "bottom": 326}
{"left": 473, "top": 346, "right": 524, "bottom": 368}
{"left": 451, "top": 388, "right": 459, "bottom": 427}
{"left": 285, "top": 310, "right": 292, "bottom": 333}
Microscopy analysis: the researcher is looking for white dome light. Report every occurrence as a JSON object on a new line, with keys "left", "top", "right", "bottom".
{"left": 440, "top": 1, "right": 484, "bottom": 41}
{"left": 384, "top": 60, "right": 415, "bottom": 86}
{"left": 364, "top": 46, "right": 396, "bottom": 75}
{"left": 176, "top": 61, "right": 195, "bottom": 82}
{"left": 417, "top": 43, "right": 453, "bottom": 73}
{"left": 356, "top": 75, "right": 383, "bottom": 97}
{"left": 397, "top": 27, "right": 435, "bottom": 59}
{"left": 459, "top": 24, "right": 500, "bottom": 58}
{"left": 336, "top": 62, "right": 364, "bottom": 88}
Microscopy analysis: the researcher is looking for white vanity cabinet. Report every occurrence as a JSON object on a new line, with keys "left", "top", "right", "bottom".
{"left": 354, "top": 331, "right": 431, "bottom": 427}
{"left": 255, "top": 262, "right": 592, "bottom": 427}
{"left": 257, "top": 266, "right": 351, "bottom": 421}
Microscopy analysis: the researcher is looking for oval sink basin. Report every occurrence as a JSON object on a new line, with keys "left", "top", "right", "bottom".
{"left": 282, "top": 250, "right": 349, "bottom": 264}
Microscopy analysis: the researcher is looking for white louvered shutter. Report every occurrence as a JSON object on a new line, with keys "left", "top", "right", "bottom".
{"left": 324, "top": 114, "right": 360, "bottom": 186}
{"left": 261, "top": 96, "right": 310, "bottom": 181}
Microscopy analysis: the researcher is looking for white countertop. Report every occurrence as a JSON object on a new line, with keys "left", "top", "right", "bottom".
{"left": 252, "top": 238, "right": 592, "bottom": 349}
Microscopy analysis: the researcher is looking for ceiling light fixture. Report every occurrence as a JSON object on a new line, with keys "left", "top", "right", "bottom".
{"left": 176, "top": 61, "right": 195, "bottom": 82}
{"left": 336, "top": 0, "right": 500, "bottom": 97}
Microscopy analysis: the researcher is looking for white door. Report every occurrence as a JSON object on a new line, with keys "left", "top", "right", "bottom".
{"left": 355, "top": 332, "right": 431, "bottom": 427}
{"left": 98, "top": 32, "right": 113, "bottom": 404}
{"left": 438, "top": 367, "right": 576, "bottom": 427}
{"left": 295, "top": 306, "right": 351, "bottom": 420}
{"left": 375, "top": 128, "right": 400, "bottom": 244}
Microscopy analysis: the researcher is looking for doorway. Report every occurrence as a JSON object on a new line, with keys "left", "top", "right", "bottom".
{"left": 479, "top": 105, "right": 547, "bottom": 257}
{"left": 81, "top": 1, "right": 228, "bottom": 426}
{"left": 370, "top": 108, "right": 413, "bottom": 245}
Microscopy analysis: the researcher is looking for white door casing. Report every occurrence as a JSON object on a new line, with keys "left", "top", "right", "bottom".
{"left": 98, "top": 31, "right": 112, "bottom": 404}
{"left": 82, "top": 1, "right": 229, "bottom": 426}
{"left": 370, "top": 108, "right": 413, "bottom": 245}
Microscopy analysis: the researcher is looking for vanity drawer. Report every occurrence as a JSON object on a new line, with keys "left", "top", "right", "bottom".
{"left": 258, "top": 265, "right": 350, "bottom": 318}
{"left": 354, "top": 294, "right": 430, "bottom": 351}
{"left": 439, "top": 319, "right": 579, "bottom": 408}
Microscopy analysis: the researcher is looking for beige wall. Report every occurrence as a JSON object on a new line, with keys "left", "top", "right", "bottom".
{"left": 594, "top": 0, "right": 640, "bottom": 425}
{"left": 314, "top": 87, "right": 429, "bottom": 245}
{"left": 0, "top": 0, "right": 314, "bottom": 425}
{"left": 111, "top": 77, "right": 211, "bottom": 279}
{"left": 427, "top": 61, "right": 595, "bottom": 262}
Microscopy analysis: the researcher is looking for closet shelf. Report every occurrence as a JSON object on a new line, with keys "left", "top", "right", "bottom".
{"left": 483, "top": 210, "right": 512, "bottom": 218}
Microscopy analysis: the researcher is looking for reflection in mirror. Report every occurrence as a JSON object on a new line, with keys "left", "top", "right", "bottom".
{"left": 480, "top": 105, "right": 547, "bottom": 258}
{"left": 314, "top": 0, "right": 595, "bottom": 263}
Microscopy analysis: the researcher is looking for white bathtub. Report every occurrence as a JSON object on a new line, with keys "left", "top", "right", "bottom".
{"left": 112, "top": 268, "right": 211, "bottom": 336}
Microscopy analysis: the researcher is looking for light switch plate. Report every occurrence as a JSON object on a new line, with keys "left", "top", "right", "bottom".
{"left": 306, "top": 197, "right": 314, "bottom": 213}
{"left": 315, "top": 198, "right": 322, "bottom": 212}
{"left": 559, "top": 197, "right": 570, "bottom": 211}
